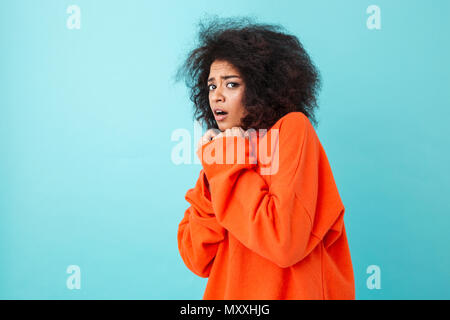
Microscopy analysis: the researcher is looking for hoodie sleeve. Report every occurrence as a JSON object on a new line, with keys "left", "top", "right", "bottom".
{"left": 177, "top": 169, "right": 227, "bottom": 278}
{"left": 197, "top": 112, "right": 345, "bottom": 268}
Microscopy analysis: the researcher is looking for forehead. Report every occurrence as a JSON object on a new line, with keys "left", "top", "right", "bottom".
{"left": 208, "top": 60, "right": 240, "bottom": 75}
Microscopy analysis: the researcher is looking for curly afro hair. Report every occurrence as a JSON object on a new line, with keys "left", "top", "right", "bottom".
{"left": 175, "top": 15, "right": 322, "bottom": 131}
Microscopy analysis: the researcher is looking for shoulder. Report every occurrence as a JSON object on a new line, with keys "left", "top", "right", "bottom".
{"left": 270, "top": 112, "right": 319, "bottom": 152}
{"left": 273, "top": 112, "right": 310, "bottom": 131}
{"left": 272, "top": 112, "right": 313, "bottom": 138}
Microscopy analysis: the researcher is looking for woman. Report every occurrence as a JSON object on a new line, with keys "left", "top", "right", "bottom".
{"left": 175, "top": 16, "right": 355, "bottom": 300}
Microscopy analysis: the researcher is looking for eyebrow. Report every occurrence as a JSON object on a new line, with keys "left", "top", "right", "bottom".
{"left": 207, "top": 75, "right": 241, "bottom": 83}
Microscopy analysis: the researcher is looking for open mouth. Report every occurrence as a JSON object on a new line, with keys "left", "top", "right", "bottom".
{"left": 214, "top": 109, "right": 228, "bottom": 121}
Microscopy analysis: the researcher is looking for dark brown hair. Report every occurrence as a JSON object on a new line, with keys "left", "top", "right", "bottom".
{"left": 175, "top": 15, "right": 322, "bottom": 131}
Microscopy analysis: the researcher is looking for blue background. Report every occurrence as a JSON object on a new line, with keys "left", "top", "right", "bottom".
{"left": 1, "top": 0, "right": 449, "bottom": 299}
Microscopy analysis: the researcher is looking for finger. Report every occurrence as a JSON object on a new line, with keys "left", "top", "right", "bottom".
{"left": 197, "top": 135, "right": 210, "bottom": 150}
{"left": 233, "top": 127, "right": 245, "bottom": 137}
{"left": 213, "top": 132, "right": 224, "bottom": 140}
{"left": 205, "top": 132, "right": 214, "bottom": 142}
{"left": 208, "top": 129, "right": 220, "bottom": 139}
{"left": 202, "top": 129, "right": 218, "bottom": 144}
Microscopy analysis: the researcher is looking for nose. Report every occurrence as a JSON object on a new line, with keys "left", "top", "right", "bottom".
{"left": 211, "top": 84, "right": 225, "bottom": 103}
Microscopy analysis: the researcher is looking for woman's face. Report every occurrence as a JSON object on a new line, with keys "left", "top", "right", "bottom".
{"left": 208, "top": 60, "right": 247, "bottom": 131}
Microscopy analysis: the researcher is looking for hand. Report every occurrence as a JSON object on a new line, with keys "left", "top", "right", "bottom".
{"left": 213, "top": 127, "right": 249, "bottom": 140}
{"left": 197, "top": 128, "right": 221, "bottom": 151}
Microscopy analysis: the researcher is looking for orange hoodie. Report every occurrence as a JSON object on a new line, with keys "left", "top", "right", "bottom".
{"left": 177, "top": 111, "right": 355, "bottom": 300}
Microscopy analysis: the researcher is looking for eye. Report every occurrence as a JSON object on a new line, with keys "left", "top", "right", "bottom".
{"left": 208, "top": 82, "right": 239, "bottom": 91}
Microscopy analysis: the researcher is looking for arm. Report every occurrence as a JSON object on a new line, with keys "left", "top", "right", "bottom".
{"left": 177, "top": 169, "right": 226, "bottom": 277}
{"left": 197, "top": 113, "right": 326, "bottom": 268}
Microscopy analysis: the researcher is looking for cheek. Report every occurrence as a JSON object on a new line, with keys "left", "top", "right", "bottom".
{"left": 231, "top": 90, "right": 245, "bottom": 110}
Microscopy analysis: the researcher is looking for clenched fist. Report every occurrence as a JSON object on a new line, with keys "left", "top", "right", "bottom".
{"left": 197, "top": 127, "right": 250, "bottom": 152}
{"left": 214, "top": 127, "right": 249, "bottom": 140}
{"left": 197, "top": 128, "right": 221, "bottom": 151}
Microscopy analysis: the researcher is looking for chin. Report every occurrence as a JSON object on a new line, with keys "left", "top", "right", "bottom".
{"left": 217, "top": 121, "right": 236, "bottom": 132}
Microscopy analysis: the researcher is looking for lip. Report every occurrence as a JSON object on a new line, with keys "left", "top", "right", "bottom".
{"left": 214, "top": 113, "right": 228, "bottom": 121}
